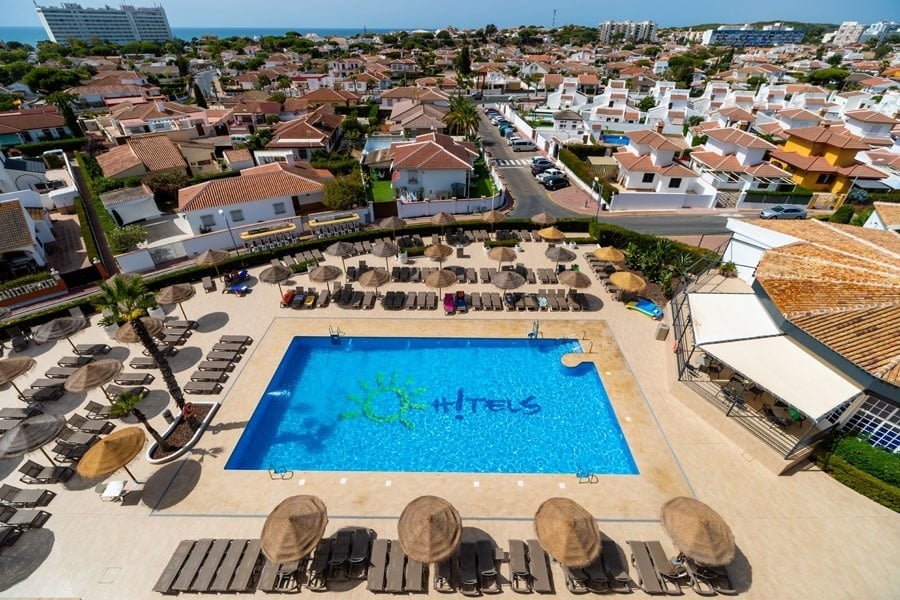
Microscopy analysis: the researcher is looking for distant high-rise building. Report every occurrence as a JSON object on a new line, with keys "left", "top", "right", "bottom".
{"left": 35, "top": 3, "right": 173, "bottom": 45}
{"left": 832, "top": 22, "right": 867, "bottom": 46}
{"left": 701, "top": 24, "right": 804, "bottom": 47}
{"left": 859, "top": 20, "right": 900, "bottom": 44}
{"left": 598, "top": 20, "right": 658, "bottom": 44}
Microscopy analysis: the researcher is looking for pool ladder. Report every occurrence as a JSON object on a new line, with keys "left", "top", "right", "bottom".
{"left": 527, "top": 321, "right": 543, "bottom": 339}
{"left": 268, "top": 465, "right": 294, "bottom": 480}
{"left": 328, "top": 325, "right": 344, "bottom": 343}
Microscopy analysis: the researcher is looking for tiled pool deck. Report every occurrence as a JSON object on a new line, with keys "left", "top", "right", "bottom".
{"left": 1, "top": 243, "right": 898, "bottom": 599}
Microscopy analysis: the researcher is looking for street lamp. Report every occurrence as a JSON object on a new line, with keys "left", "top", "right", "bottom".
{"left": 218, "top": 209, "right": 241, "bottom": 256}
{"left": 592, "top": 176, "right": 602, "bottom": 221}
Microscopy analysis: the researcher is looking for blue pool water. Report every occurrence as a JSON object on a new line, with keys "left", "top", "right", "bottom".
{"left": 602, "top": 135, "right": 630, "bottom": 146}
{"left": 226, "top": 337, "right": 637, "bottom": 475}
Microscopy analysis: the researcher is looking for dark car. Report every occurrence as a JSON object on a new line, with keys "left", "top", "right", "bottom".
{"left": 543, "top": 175, "right": 570, "bottom": 191}
{"left": 531, "top": 162, "right": 553, "bottom": 175}
{"left": 759, "top": 204, "right": 807, "bottom": 220}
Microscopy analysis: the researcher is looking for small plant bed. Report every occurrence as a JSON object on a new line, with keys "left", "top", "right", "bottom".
{"left": 149, "top": 403, "right": 213, "bottom": 461}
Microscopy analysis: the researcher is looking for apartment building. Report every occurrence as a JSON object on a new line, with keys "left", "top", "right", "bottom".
{"left": 35, "top": 2, "right": 173, "bottom": 44}
{"left": 598, "top": 20, "right": 658, "bottom": 44}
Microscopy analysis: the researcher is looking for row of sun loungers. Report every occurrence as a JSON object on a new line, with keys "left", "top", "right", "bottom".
{"left": 154, "top": 538, "right": 262, "bottom": 594}
{"left": 184, "top": 334, "right": 252, "bottom": 395}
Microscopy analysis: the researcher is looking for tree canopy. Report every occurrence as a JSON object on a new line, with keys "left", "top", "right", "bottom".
{"left": 323, "top": 173, "right": 367, "bottom": 210}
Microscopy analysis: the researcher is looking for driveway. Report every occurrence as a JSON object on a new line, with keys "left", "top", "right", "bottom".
{"left": 479, "top": 112, "right": 580, "bottom": 219}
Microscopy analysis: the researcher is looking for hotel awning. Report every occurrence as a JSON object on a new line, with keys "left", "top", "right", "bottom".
{"left": 688, "top": 292, "right": 862, "bottom": 420}
{"left": 239, "top": 223, "right": 296, "bottom": 240}
{"left": 308, "top": 214, "right": 360, "bottom": 228}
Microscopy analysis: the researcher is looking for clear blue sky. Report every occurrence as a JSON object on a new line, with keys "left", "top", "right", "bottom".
{"left": 11, "top": 0, "right": 896, "bottom": 29}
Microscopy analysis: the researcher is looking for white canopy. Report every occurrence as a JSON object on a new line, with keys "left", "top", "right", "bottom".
{"left": 688, "top": 292, "right": 783, "bottom": 345}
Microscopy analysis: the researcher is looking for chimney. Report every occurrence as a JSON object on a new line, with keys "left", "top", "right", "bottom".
{"left": 285, "top": 154, "right": 296, "bottom": 167}
{"left": 822, "top": 122, "right": 830, "bottom": 129}
{"left": 154, "top": 101, "right": 166, "bottom": 112}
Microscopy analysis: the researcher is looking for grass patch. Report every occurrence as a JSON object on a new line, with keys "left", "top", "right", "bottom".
{"left": 370, "top": 180, "right": 394, "bottom": 203}
{"left": 814, "top": 432, "right": 900, "bottom": 513}
{"left": 472, "top": 176, "right": 497, "bottom": 198}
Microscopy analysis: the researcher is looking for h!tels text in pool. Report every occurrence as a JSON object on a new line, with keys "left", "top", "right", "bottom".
{"left": 226, "top": 337, "right": 638, "bottom": 475}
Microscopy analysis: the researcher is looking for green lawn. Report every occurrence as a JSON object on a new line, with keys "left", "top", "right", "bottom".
{"left": 472, "top": 176, "right": 497, "bottom": 198}
{"left": 370, "top": 180, "right": 395, "bottom": 203}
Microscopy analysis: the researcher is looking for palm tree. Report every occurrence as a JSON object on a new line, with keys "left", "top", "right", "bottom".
{"left": 95, "top": 275, "right": 186, "bottom": 410}
{"left": 443, "top": 95, "right": 480, "bottom": 139}
{"left": 110, "top": 390, "right": 175, "bottom": 453}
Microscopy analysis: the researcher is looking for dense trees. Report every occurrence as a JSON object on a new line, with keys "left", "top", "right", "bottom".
{"left": 323, "top": 173, "right": 367, "bottom": 210}
{"left": 21, "top": 67, "right": 84, "bottom": 94}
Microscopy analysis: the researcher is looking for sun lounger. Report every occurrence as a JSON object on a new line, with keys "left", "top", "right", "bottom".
{"left": 104, "top": 385, "right": 148, "bottom": 400}
{"left": 627, "top": 540, "right": 665, "bottom": 595}
{"left": 18, "top": 460, "right": 73, "bottom": 485}
{"left": 405, "top": 555, "right": 425, "bottom": 593}
{"left": 258, "top": 557, "right": 301, "bottom": 593}
{"left": 524, "top": 294, "right": 537, "bottom": 311}
{"left": 219, "top": 335, "right": 252, "bottom": 345}
{"left": 316, "top": 289, "right": 330, "bottom": 308}
{"left": 207, "top": 350, "right": 240, "bottom": 362}
{"left": 384, "top": 539, "right": 406, "bottom": 593}
{"left": 404, "top": 291, "right": 417, "bottom": 310}
{"left": 18, "top": 386, "right": 64, "bottom": 403}
{"left": 0, "top": 484, "right": 55, "bottom": 508}
{"left": 154, "top": 540, "right": 196, "bottom": 594}
{"left": 425, "top": 292, "right": 438, "bottom": 310}
{"left": 382, "top": 291, "right": 396, "bottom": 310}
{"left": 83, "top": 400, "right": 114, "bottom": 420}
{"left": 0, "top": 406, "right": 39, "bottom": 420}
{"left": 307, "top": 537, "right": 331, "bottom": 592}
{"left": 400, "top": 266, "right": 410, "bottom": 282}
{"left": 350, "top": 291, "right": 364, "bottom": 309}
{"left": 362, "top": 291, "right": 375, "bottom": 310}
{"left": 583, "top": 554, "right": 611, "bottom": 593}
{"left": 367, "top": 538, "right": 389, "bottom": 592}
{"left": 563, "top": 565, "right": 590, "bottom": 594}
{"left": 508, "top": 539, "right": 531, "bottom": 593}
{"left": 158, "top": 332, "right": 190, "bottom": 345}
{"left": 197, "top": 360, "right": 233, "bottom": 372}
{"left": 487, "top": 292, "right": 500, "bottom": 311}
{"left": 57, "top": 428, "right": 99, "bottom": 447}
{"left": 143, "top": 342, "right": 178, "bottom": 358}
{"left": 57, "top": 355, "right": 92, "bottom": 368}
{"left": 190, "top": 370, "right": 227, "bottom": 383}
{"left": 600, "top": 537, "right": 632, "bottom": 592}
{"left": 209, "top": 539, "right": 248, "bottom": 593}
{"left": 458, "top": 541, "right": 479, "bottom": 597}
{"left": 213, "top": 342, "right": 246, "bottom": 353}
{"left": 51, "top": 441, "right": 90, "bottom": 462}
{"left": 477, "top": 539, "right": 501, "bottom": 593}
{"left": 678, "top": 557, "right": 733, "bottom": 596}
{"left": 75, "top": 343, "right": 111, "bottom": 356}
{"left": 328, "top": 528, "right": 353, "bottom": 581}
{"left": 185, "top": 381, "right": 222, "bottom": 395}
{"left": 0, "top": 525, "right": 22, "bottom": 547}
{"left": 466, "top": 268, "right": 477, "bottom": 284}
{"left": 392, "top": 291, "right": 405, "bottom": 310}
{"left": 480, "top": 267, "right": 492, "bottom": 283}
{"left": 30, "top": 378, "right": 65, "bottom": 389}
{"left": 527, "top": 539, "right": 553, "bottom": 594}
{"left": 416, "top": 291, "right": 427, "bottom": 310}
{"left": 114, "top": 372, "right": 154, "bottom": 386}
{"left": 202, "top": 276, "right": 216, "bottom": 293}
{"left": 67, "top": 413, "right": 114, "bottom": 435}
{"left": 471, "top": 292, "right": 482, "bottom": 310}
{"left": 348, "top": 528, "right": 372, "bottom": 580}
{"left": 444, "top": 293, "right": 456, "bottom": 315}
{"left": 230, "top": 539, "right": 262, "bottom": 592}
{"left": 435, "top": 556, "right": 455, "bottom": 593}
{"left": 171, "top": 538, "right": 214, "bottom": 592}
{"left": 44, "top": 366, "right": 75, "bottom": 379}
{"left": 0, "top": 507, "right": 51, "bottom": 529}
{"left": 128, "top": 356, "right": 158, "bottom": 369}
{"left": 189, "top": 538, "right": 230, "bottom": 592}
{"left": 646, "top": 540, "right": 687, "bottom": 594}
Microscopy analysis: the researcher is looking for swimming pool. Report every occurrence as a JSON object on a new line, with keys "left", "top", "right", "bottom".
{"left": 226, "top": 337, "right": 637, "bottom": 475}
{"left": 602, "top": 135, "right": 630, "bottom": 146}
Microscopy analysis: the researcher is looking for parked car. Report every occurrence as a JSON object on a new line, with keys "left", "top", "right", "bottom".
{"left": 543, "top": 174, "right": 570, "bottom": 190}
{"left": 510, "top": 139, "right": 537, "bottom": 152}
{"left": 536, "top": 169, "right": 566, "bottom": 183}
{"left": 532, "top": 156, "right": 552, "bottom": 167}
{"left": 759, "top": 204, "right": 807, "bottom": 220}
{"left": 531, "top": 162, "right": 553, "bottom": 175}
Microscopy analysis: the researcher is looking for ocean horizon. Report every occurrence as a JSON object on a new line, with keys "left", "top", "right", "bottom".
{"left": 0, "top": 25, "right": 404, "bottom": 47}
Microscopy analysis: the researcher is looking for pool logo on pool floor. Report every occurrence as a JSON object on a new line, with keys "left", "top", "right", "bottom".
{"left": 341, "top": 372, "right": 428, "bottom": 430}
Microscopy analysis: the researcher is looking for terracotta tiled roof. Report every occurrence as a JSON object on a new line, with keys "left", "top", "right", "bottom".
{"left": 178, "top": 163, "right": 325, "bottom": 211}
{"left": 716, "top": 106, "right": 755, "bottom": 122}
{"left": 844, "top": 109, "right": 898, "bottom": 125}
{"left": 96, "top": 144, "right": 142, "bottom": 177}
{"left": 128, "top": 136, "right": 187, "bottom": 172}
{"left": 627, "top": 129, "right": 681, "bottom": 151}
{"left": 0, "top": 106, "right": 66, "bottom": 132}
{"left": 752, "top": 220, "right": 900, "bottom": 386}
{"left": 0, "top": 200, "right": 34, "bottom": 252}
{"left": 223, "top": 148, "right": 252, "bottom": 163}
{"left": 786, "top": 126, "right": 870, "bottom": 150}
{"left": 267, "top": 106, "right": 343, "bottom": 149}
{"left": 777, "top": 108, "right": 820, "bottom": 122}
{"left": 873, "top": 202, "right": 900, "bottom": 227}
{"left": 390, "top": 133, "right": 473, "bottom": 170}
{"left": 99, "top": 183, "right": 153, "bottom": 206}
{"left": 111, "top": 101, "right": 202, "bottom": 121}
{"left": 301, "top": 88, "right": 360, "bottom": 104}
{"left": 614, "top": 151, "right": 696, "bottom": 177}
{"left": 691, "top": 151, "right": 790, "bottom": 177}
{"left": 703, "top": 127, "right": 774, "bottom": 150}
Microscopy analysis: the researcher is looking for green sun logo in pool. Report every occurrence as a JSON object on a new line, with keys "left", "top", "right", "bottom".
{"left": 341, "top": 372, "right": 428, "bottom": 430}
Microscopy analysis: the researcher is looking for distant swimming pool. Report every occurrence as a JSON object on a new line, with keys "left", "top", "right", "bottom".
{"left": 602, "top": 135, "right": 630, "bottom": 146}
{"left": 226, "top": 337, "right": 637, "bottom": 475}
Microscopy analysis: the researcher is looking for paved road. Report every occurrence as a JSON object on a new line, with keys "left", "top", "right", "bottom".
{"left": 194, "top": 69, "right": 219, "bottom": 101}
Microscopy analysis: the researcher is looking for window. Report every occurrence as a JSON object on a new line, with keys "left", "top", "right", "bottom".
{"left": 408, "top": 171, "right": 419, "bottom": 184}
{"left": 273, "top": 202, "right": 286, "bottom": 214}
{"left": 816, "top": 174, "right": 834, "bottom": 184}
{"left": 229, "top": 209, "right": 244, "bottom": 222}
{"left": 200, "top": 214, "right": 215, "bottom": 227}
{"left": 668, "top": 178, "right": 682, "bottom": 189}
{"left": 642, "top": 173, "right": 655, "bottom": 184}
{"left": 843, "top": 398, "right": 900, "bottom": 452}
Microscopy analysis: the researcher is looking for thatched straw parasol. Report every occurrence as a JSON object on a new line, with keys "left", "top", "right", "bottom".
{"left": 155, "top": 283, "right": 196, "bottom": 320}
{"left": 398, "top": 496, "right": 462, "bottom": 564}
{"left": 533, "top": 497, "right": 601, "bottom": 568}
{"left": 545, "top": 246, "right": 576, "bottom": 270}
{"left": 0, "top": 357, "right": 36, "bottom": 397}
{"left": 326, "top": 241, "right": 355, "bottom": 271}
{"left": 609, "top": 271, "right": 647, "bottom": 293}
{"left": 424, "top": 269, "right": 458, "bottom": 297}
{"left": 0, "top": 413, "right": 66, "bottom": 464}
{"left": 115, "top": 316, "right": 164, "bottom": 344}
{"left": 537, "top": 226, "right": 566, "bottom": 242}
{"left": 259, "top": 265, "right": 293, "bottom": 295}
{"left": 371, "top": 240, "right": 399, "bottom": 270}
{"left": 357, "top": 268, "right": 391, "bottom": 295}
{"left": 31, "top": 316, "right": 87, "bottom": 352}
{"left": 380, "top": 216, "right": 407, "bottom": 239}
{"left": 64, "top": 359, "right": 122, "bottom": 397}
{"left": 308, "top": 265, "right": 342, "bottom": 284}
{"left": 260, "top": 495, "right": 328, "bottom": 563}
{"left": 482, "top": 209, "right": 506, "bottom": 232}
{"left": 558, "top": 270, "right": 592, "bottom": 290}
{"left": 531, "top": 212, "right": 557, "bottom": 227}
{"left": 431, "top": 212, "right": 456, "bottom": 239}
{"left": 488, "top": 246, "right": 517, "bottom": 270}
{"left": 76, "top": 427, "right": 145, "bottom": 483}
{"left": 491, "top": 270, "right": 526, "bottom": 290}
{"left": 594, "top": 246, "right": 625, "bottom": 263}
{"left": 424, "top": 243, "right": 454, "bottom": 263}
{"left": 194, "top": 249, "right": 230, "bottom": 276}
{"left": 660, "top": 497, "right": 735, "bottom": 567}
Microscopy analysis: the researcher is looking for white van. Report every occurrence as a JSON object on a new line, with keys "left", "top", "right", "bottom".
{"left": 509, "top": 139, "right": 537, "bottom": 152}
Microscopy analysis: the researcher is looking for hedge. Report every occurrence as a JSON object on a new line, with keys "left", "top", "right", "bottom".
{"left": 11, "top": 137, "right": 86, "bottom": 156}
{"left": 73, "top": 196, "right": 100, "bottom": 262}
{"left": 588, "top": 221, "right": 720, "bottom": 274}
{"left": 0, "top": 271, "right": 54, "bottom": 293}
{"left": 75, "top": 153, "right": 118, "bottom": 237}
{"left": 562, "top": 143, "right": 613, "bottom": 160}
{"left": 815, "top": 451, "right": 900, "bottom": 513}
{"left": 829, "top": 205, "right": 855, "bottom": 224}
{"left": 558, "top": 147, "right": 613, "bottom": 200}
{"left": 829, "top": 434, "right": 900, "bottom": 487}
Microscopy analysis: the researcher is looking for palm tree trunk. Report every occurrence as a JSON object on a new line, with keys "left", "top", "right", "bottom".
{"left": 132, "top": 407, "right": 175, "bottom": 454}
{"left": 131, "top": 317, "right": 186, "bottom": 410}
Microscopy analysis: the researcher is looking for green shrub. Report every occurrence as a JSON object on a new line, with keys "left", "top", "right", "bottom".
{"left": 11, "top": 137, "right": 86, "bottom": 156}
{"left": 75, "top": 153, "right": 118, "bottom": 237}
{"left": 815, "top": 451, "right": 900, "bottom": 513}
{"left": 829, "top": 204, "right": 855, "bottom": 224}
{"left": 0, "top": 271, "right": 54, "bottom": 292}
{"left": 563, "top": 143, "right": 611, "bottom": 160}
{"left": 830, "top": 434, "right": 900, "bottom": 486}
{"left": 588, "top": 221, "right": 718, "bottom": 276}
{"left": 72, "top": 196, "right": 100, "bottom": 262}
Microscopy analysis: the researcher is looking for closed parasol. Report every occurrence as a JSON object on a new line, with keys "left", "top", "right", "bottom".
{"left": 533, "top": 497, "right": 601, "bottom": 568}
{"left": 261, "top": 495, "right": 328, "bottom": 563}
{"left": 660, "top": 497, "right": 735, "bottom": 567}
{"left": 398, "top": 496, "right": 462, "bottom": 564}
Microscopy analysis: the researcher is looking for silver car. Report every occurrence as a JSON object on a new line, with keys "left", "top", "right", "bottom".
{"left": 759, "top": 204, "right": 807, "bottom": 220}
